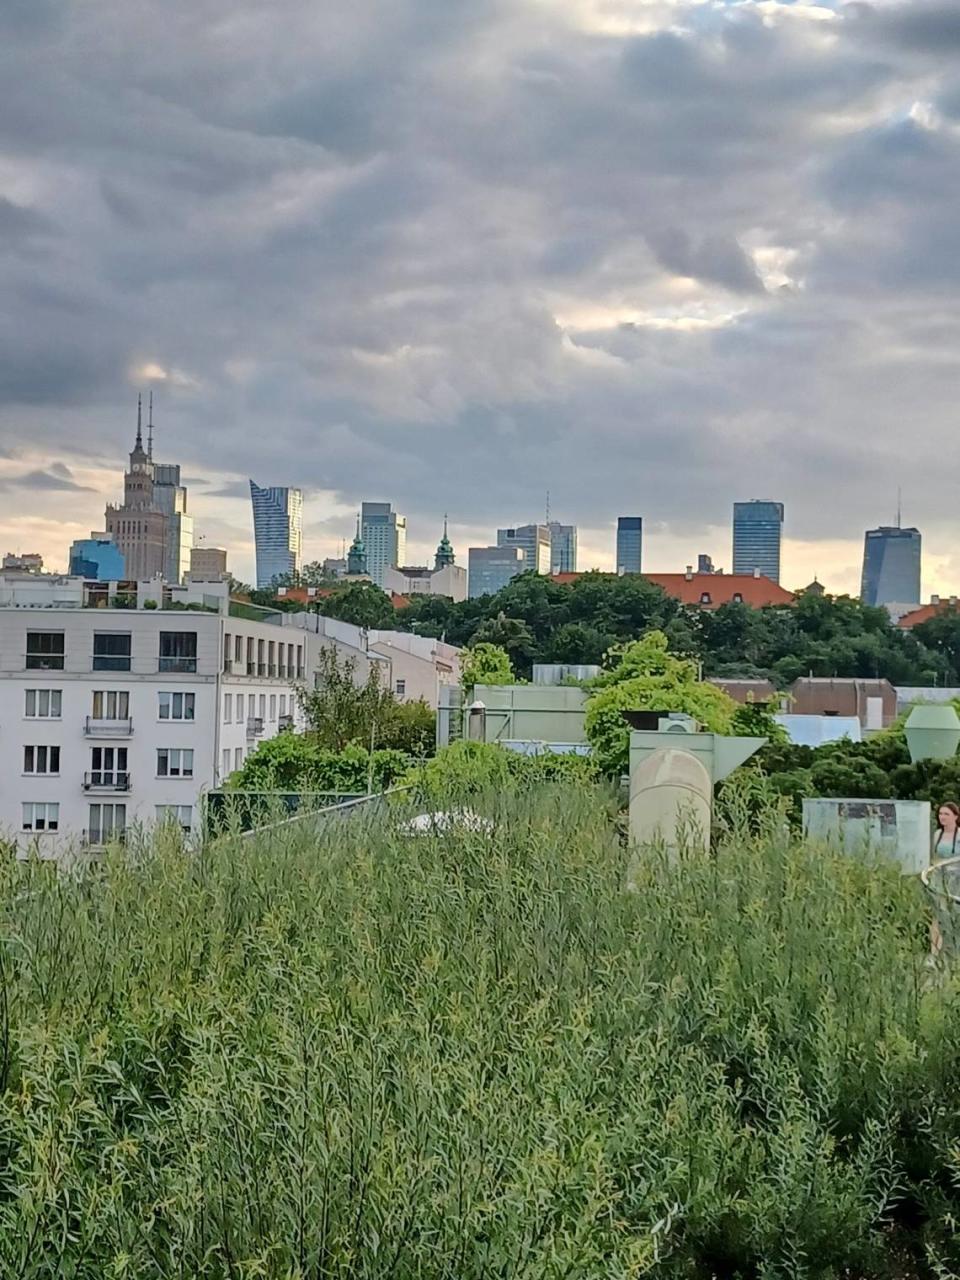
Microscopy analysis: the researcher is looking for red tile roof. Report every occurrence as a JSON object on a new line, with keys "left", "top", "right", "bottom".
{"left": 898, "top": 602, "right": 960, "bottom": 629}
{"left": 550, "top": 572, "right": 794, "bottom": 608}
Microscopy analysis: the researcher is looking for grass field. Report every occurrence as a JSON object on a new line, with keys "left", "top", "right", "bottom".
{"left": 0, "top": 785, "right": 958, "bottom": 1277}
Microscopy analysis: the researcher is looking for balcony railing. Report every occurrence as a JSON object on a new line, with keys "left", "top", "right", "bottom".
{"left": 158, "top": 657, "right": 197, "bottom": 673}
{"left": 246, "top": 661, "right": 257, "bottom": 676}
{"left": 83, "top": 772, "right": 131, "bottom": 792}
{"left": 84, "top": 716, "right": 133, "bottom": 736}
{"left": 278, "top": 714, "right": 294, "bottom": 730}
{"left": 296, "top": 666, "right": 305, "bottom": 680}
{"left": 246, "top": 717, "right": 264, "bottom": 736}
{"left": 258, "top": 662, "right": 267, "bottom": 676}
{"left": 268, "top": 663, "right": 278, "bottom": 678}
{"left": 82, "top": 828, "right": 127, "bottom": 849}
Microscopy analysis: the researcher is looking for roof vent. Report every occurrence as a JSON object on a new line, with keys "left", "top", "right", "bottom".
{"left": 753, "top": 567, "right": 761, "bottom": 578}
{"left": 684, "top": 566, "right": 693, "bottom": 581}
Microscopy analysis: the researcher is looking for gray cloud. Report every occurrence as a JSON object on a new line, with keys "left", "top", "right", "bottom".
{"left": 0, "top": 464, "right": 94, "bottom": 493}
{"left": 1, "top": 0, "right": 959, "bottom": 577}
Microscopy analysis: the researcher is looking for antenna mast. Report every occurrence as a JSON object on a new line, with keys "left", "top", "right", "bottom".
{"left": 147, "top": 390, "right": 154, "bottom": 460}
{"left": 896, "top": 486, "right": 902, "bottom": 529}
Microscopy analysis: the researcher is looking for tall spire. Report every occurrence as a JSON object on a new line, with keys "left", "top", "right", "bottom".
{"left": 147, "top": 390, "right": 154, "bottom": 460}
{"left": 435, "top": 513, "right": 455, "bottom": 570}
{"left": 135, "top": 393, "right": 143, "bottom": 450}
{"left": 347, "top": 513, "right": 367, "bottom": 576}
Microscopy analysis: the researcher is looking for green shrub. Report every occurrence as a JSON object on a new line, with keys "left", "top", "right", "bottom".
{"left": 2, "top": 786, "right": 960, "bottom": 1274}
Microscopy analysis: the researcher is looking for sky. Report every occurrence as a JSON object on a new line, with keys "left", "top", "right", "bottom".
{"left": 1, "top": 0, "right": 960, "bottom": 594}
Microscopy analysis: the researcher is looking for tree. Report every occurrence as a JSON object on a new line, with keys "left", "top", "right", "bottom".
{"left": 227, "top": 736, "right": 409, "bottom": 794}
{"left": 469, "top": 613, "right": 536, "bottom": 675}
{"left": 730, "top": 700, "right": 788, "bottom": 745}
{"left": 382, "top": 698, "right": 436, "bottom": 756}
{"left": 319, "top": 581, "right": 396, "bottom": 630}
{"left": 298, "top": 646, "right": 397, "bottom": 751}
{"left": 460, "top": 642, "right": 515, "bottom": 690}
{"left": 585, "top": 631, "right": 736, "bottom": 776}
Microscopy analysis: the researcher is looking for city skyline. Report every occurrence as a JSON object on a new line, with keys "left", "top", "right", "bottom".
{"left": 3, "top": 3, "right": 960, "bottom": 606}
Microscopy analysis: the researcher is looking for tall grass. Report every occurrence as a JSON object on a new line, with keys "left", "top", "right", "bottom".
{"left": 0, "top": 785, "right": 958, "bottom": 1277}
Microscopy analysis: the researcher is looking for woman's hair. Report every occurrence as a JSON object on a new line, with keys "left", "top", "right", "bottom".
{"left": 936, "top": 802, "right": 960, "bottom": 853}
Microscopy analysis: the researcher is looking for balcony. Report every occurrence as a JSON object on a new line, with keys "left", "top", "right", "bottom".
{"left": 246, "top": 716, "right": 264, "bottom": 737}
{"left": 268, "top": 663, "right": 278, "bottom": 678}
{"left": 278, "top": 714, "right": 294, "bottom": 730}
{"left": 158, "top": 658, "right": 197, "bottom": 674}
{"left": 83, "top": 772, "right": 131, "bottom": 793}
{"left": 82, "top": 828, "right": 127, "bottom": 849}
{"left": 257, "top": 662, "right": 267, "bottom": 676}
{"left": 84, "top": 717, "right": 133, "bottom": 736}
{"left": 246, "top": 661, "right": 257, "bottom": 676}
{"left": 296, "top": 666, "right": 305, "bottom": 680}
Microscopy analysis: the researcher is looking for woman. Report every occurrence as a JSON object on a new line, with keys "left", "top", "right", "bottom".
{"left": 930, "top": 802, "right": 960, "bottom": 959}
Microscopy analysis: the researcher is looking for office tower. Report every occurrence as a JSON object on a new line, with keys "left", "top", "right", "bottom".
{"left": 861, "top": 526, "right": 921, "bottom": 607}
{"left": 548, "top": 522, "right": 578, "bottom": 574}
{"left": 249, "top": 481, "right": 303, "bottom": 588}
{"left": 153, "top": 463, "right": 193, "bottom": 585}
{"left": 732, "top": 500, "right": 784, "bottom": 583}
{"left": 69, "top": 533, "right": 125, "bottom": 580}
{"left": 496, "top": 524, "right": 551, "bottom": 575}
{"left": 698, "top": 554, "right": 715, "bottom": 575}
{"left": 468, "top": 546, "right": 525, "bottom": 598}
{"left": 189, "top": 547, "right": 228, "bottom": 580}
{"left": 616, "top": 517, "right": 643, "bottom": 575}
{"left": 361, "top": 502, "right": 406, "bottom": 587}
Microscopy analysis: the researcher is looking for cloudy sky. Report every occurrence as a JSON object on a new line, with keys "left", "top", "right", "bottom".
{"left": 1, "top": 0, "right": 959, "bottom": 592}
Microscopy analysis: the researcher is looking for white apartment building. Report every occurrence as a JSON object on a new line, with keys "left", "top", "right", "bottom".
{"left": 0, "top": 575, "right": 311, "bottom": 856}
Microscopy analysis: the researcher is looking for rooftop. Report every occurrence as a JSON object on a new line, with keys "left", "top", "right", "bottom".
{"left": 550, "top": 571, "right": 794, "bottom": 608}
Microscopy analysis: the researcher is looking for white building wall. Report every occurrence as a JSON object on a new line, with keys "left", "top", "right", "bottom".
{"left": 0, "top": 605, "right": 312, "bottom": 857}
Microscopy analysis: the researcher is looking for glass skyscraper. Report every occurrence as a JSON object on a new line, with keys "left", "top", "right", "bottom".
{"left": 547, "top": 522, "right": 578, "bottom": 574}
{"left": 249, "top": 481, "right": 303, "bottom": 588}
{"left": 497, "top": 525, "right": 551, "bottom": 575}
{"left": 860, "top": 526, "right": 921, "bottom": 607}
{"left": 616, "top": 517, "right": 643, "bottom": 575}
{"left": 468, "top": 546, "right": 525, "bottom": 598}
{"left": 732, "top": 500, "right": 784, "bottom": 583}
{"left": 361, "top": 502, "right": 407, "bottom": 587}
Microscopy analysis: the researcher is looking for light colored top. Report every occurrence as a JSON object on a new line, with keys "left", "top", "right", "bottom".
{"left": 934, "top": 831, "right": 960, "bottom": 861}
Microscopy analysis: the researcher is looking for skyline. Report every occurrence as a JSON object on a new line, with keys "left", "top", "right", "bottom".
{"left": 0, "top": 411, "right": 945, "bottom": 598}
{"left": 1, "top": 2, "right": 960, "bottom": 600}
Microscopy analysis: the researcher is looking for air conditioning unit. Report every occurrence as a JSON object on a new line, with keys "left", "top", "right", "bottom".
{"left": 657, "top": 714, "right": 699, "bottom": 734}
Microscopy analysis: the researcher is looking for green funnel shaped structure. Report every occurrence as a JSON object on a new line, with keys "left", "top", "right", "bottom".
{"left": 904, "top": 703, "right": 960, "bottom": 763}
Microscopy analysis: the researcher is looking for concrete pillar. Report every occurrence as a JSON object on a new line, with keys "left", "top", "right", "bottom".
{"left": 628, "top": 746, "right": 712, "bottom": 874}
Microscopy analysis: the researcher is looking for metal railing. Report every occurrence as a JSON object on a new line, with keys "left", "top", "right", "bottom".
{"left": 83, "top": 772, "right": 131, "bottom": 792}
{"left": 246, "top": 717, "right": 264, "bottom": 736}
{"left": 84, "top": 716, "right": 133, "bottom": 735}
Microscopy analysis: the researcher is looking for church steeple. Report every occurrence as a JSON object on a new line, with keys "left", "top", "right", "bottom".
{"left": 434, "top": 514, "right": 455, "bottom": 570}
{"left": 347, "top": 514, "right": 367, "bottom": 576}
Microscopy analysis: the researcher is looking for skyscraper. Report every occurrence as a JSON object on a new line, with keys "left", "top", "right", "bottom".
{"left": 496, "top": 524, "right": 551, "bottom": 575}
{"left": 732, "top": 500, "right": 784, "bottom": 583}
{"left": 361, "top": 502, "right": 406, "bottom": 586}
{"left": 69, "top": 533, "right": 125, "bottom": 580}
{"left": 616, "top": 517, "right": 643, "bottom": 575}
{"left": 105, "top": 395, "right": 191, "bottom": 582}
{"left": 861, "top": 526, "right": 921, "bottom": 607}
{"left": 249, "top": 481, "right": 303, "bottom": 588}
{"left": 547, "top": 522, "right": 578, "bottom": 574}
{"left": 468, "top": 546, "right": 525, "bottom": 598}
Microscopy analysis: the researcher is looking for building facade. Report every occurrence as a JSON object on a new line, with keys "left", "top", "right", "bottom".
{"left": 496, "top": 524, "right": 550, "bottom": 575}
{"left": 189, "top": 546, "right": 228, "bottom": 580}
{"left": 361, "top": 502, "right": 407, "bottom": 587}
{"left": 548, "top": 522, "right": 578, "bottom": 575}
{"left": 468, "top": 546, "right": 525, "bottom": 598}
{"left": 2, "top": 553, "right": 43, "bottom": 572}
{"left": 0, "top": 578, "right": 312, "bottom": 855}
{"left": 250, "top": 481, "right": 303, "bottom": 588}
{"left": 383, "top": 563, "right": 468, "bottom": 603}
{"left": 153, "top": 464, "right": 193, "bottom": 584}
{"left": 732, "top": 500, "right": 784, "bottom": 583}
{"left": 860, "top": 526, "right": 921, "bottom": 607}
{"left": 69, "top": 533, "right": 125, "bottom": 580}
{"left": 616, "top": 517, "right": 643, "bottom": 574}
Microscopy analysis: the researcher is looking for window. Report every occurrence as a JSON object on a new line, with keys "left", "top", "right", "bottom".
{"left": 269, "top": 694, "right": 277, "bottom": 720}
{"left": 89, "top": 747, "right": 129, "bottom": 788}
{"left": 222, "top": 748, "right": 231, "bottom": 779}
{"left": 287, "top": 644, "right": 295, "bottom": 676}
{"left": 258, "top": 694, "right": 266, "bottom": 719}
{"left": 87, "top": 803, "right": 126, "bottom": 844}
{"left": 159, "top": 631, "right": 197, "bottom": 673}
{"left": 268, "top": 640, "right": 276, "bottom": 674}
{"left": 156, "top": 804, "right": 192, "bottom": 832}
{"left": 26, "top": 631, "right": 64, "bottom": 671}
{"left": 699, "top": 592, "right": 712, "bottom": 605}
{"left": 395, "top": 679, "right": 406, "bottom": 697}
{"left": 279, "top": 694, "right": 287, "bottom": 717}
{"left": 223, "top": 693, "right": 233, "bottom": 724}
{"left": 22, "top": 802, "right": 59, "bottom": 832}
{"left": 157, "top": 748, "right": 194, "bottom": 778}
{"left": 23, "top": 745, "right": 60, "bottom": 775}
{"left": 92, "top": 690, "right": 130, "bottom": 720}
{"left": 223, "top": 633, "right": 231, "bottom": 670}
{"left": 25, "top": 689, "right": 61, "bottom": 718}
{"left": 234, "top": 747, "right": 243, "bottom": 769}
{"left": 93, "top": 632, "right": 131, "bottom": 672}
{"left": 234, "top": 635, "right": 242, "bottom": 663}
{"left": 733, "top": 592, "right": 743, "bottom": 604}
{"left": 159, "top": 691, "right": 195, "bottom": 721}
